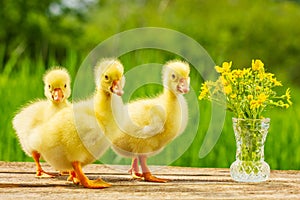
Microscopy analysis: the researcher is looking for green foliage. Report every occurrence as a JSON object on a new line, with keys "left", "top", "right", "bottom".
{"left": 79, "top": 0, "right": 300, "bottom": 85}
{"left": 1, "top": 0, "right": 300, "bottom": 85}
{"left": 0, "top": 0, "right": 88, "bottom": 68}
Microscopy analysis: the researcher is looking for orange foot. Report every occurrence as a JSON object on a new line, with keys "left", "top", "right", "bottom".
{"left": 128, "top": 168, "right": 143, "bottom": 179}
{"left": 72, "top": 161, "right": 111, "bottom": 189}
{"left": 67, "top": 171, "right": 80, "bottom": 185}
{"left": 84, "top": 178, "right": 111, "bottom": 189}
{"left": 142, "top": 172, "right": 169, "bottom": 183}
{"left": 35, "top": 169, "right": 56, "bottom": 178}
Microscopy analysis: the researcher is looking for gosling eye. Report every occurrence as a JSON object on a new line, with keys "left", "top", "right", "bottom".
{"left": 48, "top": 85, "right": 51, "bottom": 89}
{"left": 171, "top": 74, "right": 176, "bottom": 80}
{"left": 104, "top": 75, "right": 109, "bottom": 80}
{"left": 64, "top": 84, "right": 67, "bottom": 88}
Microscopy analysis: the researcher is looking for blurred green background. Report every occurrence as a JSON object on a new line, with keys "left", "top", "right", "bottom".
{"left": 0, "top": 0, "right": 299, "bottom": 170}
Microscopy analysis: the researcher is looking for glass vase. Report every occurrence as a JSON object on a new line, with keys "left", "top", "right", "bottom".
{"left": 230, "top": 118, "right": 270, "bottom": 182}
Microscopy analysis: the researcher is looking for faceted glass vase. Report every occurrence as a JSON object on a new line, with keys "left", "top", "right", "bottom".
{"left": 230, "top": 118, "right": 270, "bottom": 182}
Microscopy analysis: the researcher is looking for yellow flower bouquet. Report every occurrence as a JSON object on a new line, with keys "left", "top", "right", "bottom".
{"left": 199, "top": 59, "right": 291, "bottom": 119}
{"left": 199, "top": 59, "right": 292, "bottom": 182}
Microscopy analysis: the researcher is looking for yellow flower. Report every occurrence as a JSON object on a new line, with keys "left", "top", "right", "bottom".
{"left": 199, "top": 59, "right": 291, "bottom": 119}
{"left": 258, "top": 73, "right": 265, "bottom": 80}
{"left": 198, "top": 82, "right": 209, "bottom": 100}
{"left": 258, "top": 93, "right": 268, "bottom": 103}
{"left": 271, "top": 78, "right": 282, "bottom": 86}
{"left": 215, "top": 66, "right": 223, "bottom": 73}
{"left": 249, "top": 94, "right": 267, "bottom": 110}
{"left": 252, "top": 59, "right": 264, "bottom": 71}
{"left": 232, "top": 69, "right": 244, "bottom": 78}
{"left": 215, "top": 61, "right": 232, "bottom": 73}
{"left": 286, "top": 88, "right": 292, "bottom": 105}
{"left": 220, "top": 76, "right": 228, "bottom": 86}
{"left": 250, "top": 100, "right": 259, "bottom": 110}
{"left": 230, "top": 93, "right": 237, "bottom": 99}
{"left": 247, "top": 95, "right": 253, "bottom": 100}
{"left": 222, "top": 61, "right": 232, "bottom": 72}
{"left": 266, "top": 73, "right": 274, "bottom": 79}
{"left": 224, "top": 85, "right": 232, "bottom": 94}
{"left": 243, "top": 68, "right": 251, "bottom": 76}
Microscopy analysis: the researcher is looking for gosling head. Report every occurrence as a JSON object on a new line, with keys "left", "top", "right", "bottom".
{"left": 43, "top": 67, "right": 71, "bottom": 104}
{"left": 162, "top": 60, "right": 190, "bottom": 94}
{"left": 94, "top": 58, "right": 125, "bottom": 96}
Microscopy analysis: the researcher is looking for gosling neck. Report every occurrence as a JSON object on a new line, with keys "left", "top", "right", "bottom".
{"left": 94, "top": 88, "right": 113, "bottom": 113}
{"left": 163, "top": 88, "right": 179, "bottom": 100}
{"left": 162, "top": 88, "right": 183, "bottom": 117}
{"left": 95, "top": 88, "right": 112, "bottom": 101}
{"left": 50, "top": 99, "right": 69, "bottom": 108}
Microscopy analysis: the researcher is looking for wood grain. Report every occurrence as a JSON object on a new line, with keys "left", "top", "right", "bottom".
{"left": 0, "top": 162, "right": 299, "bottom": 199}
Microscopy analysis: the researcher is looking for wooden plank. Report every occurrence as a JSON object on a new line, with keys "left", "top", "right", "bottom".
{"left": 0, "top": 162, "right": 299, "bottom": 199}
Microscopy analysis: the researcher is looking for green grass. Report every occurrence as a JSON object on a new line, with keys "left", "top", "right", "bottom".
{"left": 1, "top": 50, "right": 299, "bottom": 170}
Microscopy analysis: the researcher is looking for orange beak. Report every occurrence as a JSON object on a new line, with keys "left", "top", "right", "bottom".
{"left": 52, "top": 88, "right": 64, "bottom": 102}
{"left": 177, "top": 78, "right": 190, "bottom": 94}
{"left": 110, "top": 80, "right": 124, "bottom": 96}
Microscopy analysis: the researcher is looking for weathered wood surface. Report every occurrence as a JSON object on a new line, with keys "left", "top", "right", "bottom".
{"left": 0, "top": 162, "right": 299, "bottom": 199}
